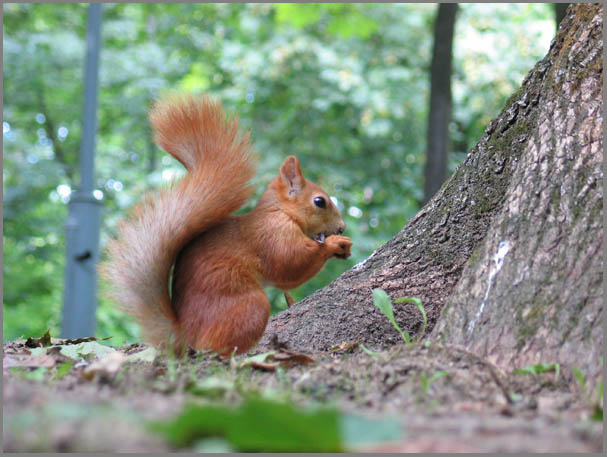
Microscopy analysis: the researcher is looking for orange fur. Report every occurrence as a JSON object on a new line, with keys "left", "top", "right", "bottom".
{"left": 101, "top": 93, "right": 351, "bottom": 357}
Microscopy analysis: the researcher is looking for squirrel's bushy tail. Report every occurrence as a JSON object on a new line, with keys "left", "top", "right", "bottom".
{"left": 101, "top": 94, "right": 256, "bottom": 347}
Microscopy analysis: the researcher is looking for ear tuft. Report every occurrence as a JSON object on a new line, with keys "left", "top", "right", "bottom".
{"left": 280, "top": 156, "right": 305, "bottom": 196}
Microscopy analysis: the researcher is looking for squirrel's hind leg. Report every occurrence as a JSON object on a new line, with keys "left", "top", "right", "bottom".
{"left": 180, "top": 285, "right": 270, "bottom": 357}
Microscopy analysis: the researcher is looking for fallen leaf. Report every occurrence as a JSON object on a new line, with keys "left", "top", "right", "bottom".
{"left": 247, "top": 361, "right": 279, "bottom": 372}
{"left": 273, "top": 350, "right": 315, "bottom": 367}
{"left": 54, "top": 361, "right": 75, "bottom": 380}
{"left": 238, "top": 351, "right": 276, "bottom": 366}
{"left": 239, "top": 350, "right": 315, "bottom": 371}
{"left": 187, "top": 377, "right": 235, "bottom": 397}
{"left": 55, "top": 335, "right": 113, "bottom": 345}
{"left": 25, "top": 330, "right": 52, "bottom": 348}
{"left": 59, "top": 341, "right": 116, "bottom": 362}
{"left": 21, "top": 367, "right": 49, "bottom": 381}
{"left": 3, "top": 354, "right": 56, "bottom": 369}
{"left": 45, "top": 346, "right": 78, "bottom": 364}
{"left": 329, "top": 341, "right": 360, "bottom": 353}
{"left": 81, "top": 351, "right": 127, "bottom": 382}
{"left": 126, "top": 347, "right": 158, "bottom": 363}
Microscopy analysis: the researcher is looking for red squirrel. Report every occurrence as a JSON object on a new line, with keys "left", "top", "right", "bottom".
{"left": 102, "top": 93, "right": 352, "bottom": 356}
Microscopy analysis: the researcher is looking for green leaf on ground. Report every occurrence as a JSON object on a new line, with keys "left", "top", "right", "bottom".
{"left": 21, "top": 367, "right": 48, "bottom": 381}
{"left": 152, "top": 396, "right": 403, "bottom": 451}
{"left": 150, "top": 397, "right": 343, "bottom": 452}
{"left": 29, "top": 340, "right": 117, "bottom": 362}
{"left": 54, "top": 361, "right": 74, "bottom": 380}
{"left": 58, "top": 341, "right": 116, "bottom": 362}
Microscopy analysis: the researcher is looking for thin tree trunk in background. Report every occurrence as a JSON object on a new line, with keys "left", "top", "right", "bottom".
{"left": 554, "top": 3, "right": 569, "bottom": 30}
{"left": 422, "top": 3, "right": 458, "bottom": 205}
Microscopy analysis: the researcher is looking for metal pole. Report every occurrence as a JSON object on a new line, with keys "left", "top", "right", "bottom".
{"left": 61, "top": 3, "right": 103, "bottom": 338}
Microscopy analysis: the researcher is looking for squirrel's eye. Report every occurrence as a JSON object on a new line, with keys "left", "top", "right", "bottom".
{"left": 314, "top": 196, "right": 326, "bottom": 209}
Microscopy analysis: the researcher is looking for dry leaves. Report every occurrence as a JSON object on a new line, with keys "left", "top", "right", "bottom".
{"left": 239, "top": 349, "right": 315, "bottom": 372}
{"left": 82, "top": 352, "right": 128, "bottom": 382}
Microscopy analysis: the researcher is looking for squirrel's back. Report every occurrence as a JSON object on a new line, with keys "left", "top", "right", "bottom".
{"left": 101, "top": 93, "right": 256, "bottom": 347}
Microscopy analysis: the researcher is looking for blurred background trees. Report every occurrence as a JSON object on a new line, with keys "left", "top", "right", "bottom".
{"left": 3, "top": 3, "right": 556, "bottom": 343}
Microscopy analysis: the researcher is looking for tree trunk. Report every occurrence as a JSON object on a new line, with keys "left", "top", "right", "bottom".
{"left": 554, "top": 3, "right": 570, "bottom": 31}
{"left": 422, "top": 3, "right": 458, "bottom": 205}
{"left": 433, "top": 4, "right": 603, "bottom": 387}
{"left": 259, "top": 4, "right": 602, "bottom": 386}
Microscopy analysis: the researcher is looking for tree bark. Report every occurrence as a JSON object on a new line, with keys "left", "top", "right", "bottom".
{"left": 259, "top": 4, "right": 602, "bottom": 385}
{"left": 554, "top": 3, "right": 570, "bottom": 31}
{"left": 422, "top": 3, "right": 458, "bottom": 205}
{"left": 433, "top": 4, "right": 603, "bottom": 387}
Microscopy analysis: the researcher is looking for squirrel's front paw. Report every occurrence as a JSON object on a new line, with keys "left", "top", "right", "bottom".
{"left": 326, "top": 235, "right": 352, "bottom": 259}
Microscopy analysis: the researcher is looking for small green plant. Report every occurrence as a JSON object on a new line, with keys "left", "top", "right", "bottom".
{"left": 53, "top": 361, "right": 75, "bottom": 381}
{"left": 572, "top": 367, "right": 603, "bottom": 421}
{"left": 513, "top": 362, "right": 560, "bottom": 383}
{"left": 372, "top": 289, "right": 427, "bottom": 345}
{"left": 11, "top": 366, "right": 48, "bottom": 381}
{"left": 394, "top": 296, "right": 427, "bottom": 339}
{"left": 419, "top": 370, "right": 449, "bottom": 395}
{"left": 572, "top": 367, "right": 587, "bottom": 394}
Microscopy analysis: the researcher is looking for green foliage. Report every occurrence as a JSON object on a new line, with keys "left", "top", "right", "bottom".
{"left": 572, "top": 367, "right": 586, "bottom": 393}
{"left": 514, "top": 362, "right": 560, "bottom": 382}
{"left": 12, "top": 367, "right": 49, "bottom": 382}
{"left": 572, "top": 367, "right": 603, "bottom": 421}
{"left": 30, "top": 340, "right": 116, "bottom": 361}
{"left": 54, "top": 362, "right": 75, "bottom": 380}
{"left": 275, "top": 4, "right": 378, "bottom": 38}
{"left": 450, "top": 3, "right": 554, "bottom": 171}
{"left": 3, "top": 3, "right": 555, "bottom": 341}
{"left": 593, "top": 381, "right": 603, "bottom": 421}
{"left": 150, "top": 397, "right": 343, "bottom": 452}
{"left": 150, "top": 396, "right": 402, "bottom": 451}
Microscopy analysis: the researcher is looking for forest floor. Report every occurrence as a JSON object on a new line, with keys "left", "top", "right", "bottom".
{"left": 3, "top": 334, "right": 603, "bottom": 452}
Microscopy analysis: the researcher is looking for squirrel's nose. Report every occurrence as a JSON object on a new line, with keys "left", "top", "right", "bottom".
{"left": 337, "top": 223, "right": 346, "bottom": 234}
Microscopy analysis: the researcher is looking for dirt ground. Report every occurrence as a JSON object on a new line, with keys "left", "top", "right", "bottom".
{"left": 2, "top": 336, "right": 602, "bottom": 452}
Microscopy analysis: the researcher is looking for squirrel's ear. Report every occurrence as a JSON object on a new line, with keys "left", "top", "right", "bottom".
{"left": 280, "top": 156, "right": 305, "bottom": 196}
